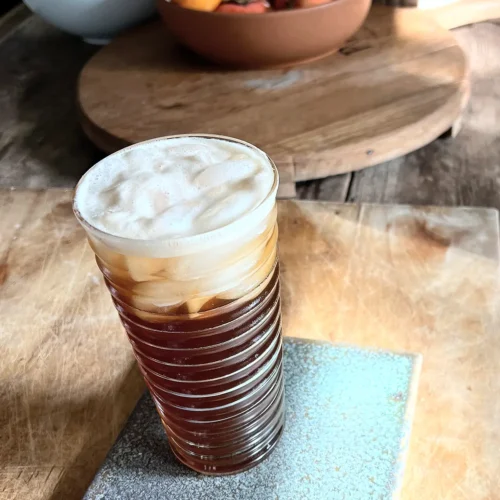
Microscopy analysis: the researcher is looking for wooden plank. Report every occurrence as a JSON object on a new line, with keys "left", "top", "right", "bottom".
{"left": 1, "top": 467, "right": 65, "bottom": 500}
{"left": 1, "top": 190, "right": 500, "bottom": 499}
{"left": 296, "top": 174, "right": 352, "bottom": 201}
{"left": 0, "top": 4, "right": 30, "bottom": 43}
{"left": 0, "top": 189, "right": 144, "bottom": 499}
{"left": 427, "top": 0, "right": 500, "bottom": 30}
{"left": 0, "top": 13, "right": 499, "bottom": 207}
{"left": 0, "top": 15, "right": 100, "bottom": 189}
{"left": 374, "top": 0, "right": 500, "bottom": 30}
{"left": 278, "top": 201, "right": 500, "bottom": 499}
{"left": 348, "top": 22, "right": 500, "bottom": 209}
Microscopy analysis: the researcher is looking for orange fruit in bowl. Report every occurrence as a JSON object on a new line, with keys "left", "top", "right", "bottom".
{"left": 174, "top": 0, "right": 221, "bottom": 11}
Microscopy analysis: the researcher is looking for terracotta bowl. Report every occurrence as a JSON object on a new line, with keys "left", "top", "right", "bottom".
{"left": 157, "top": 0, "right": 371, "bottom": 68}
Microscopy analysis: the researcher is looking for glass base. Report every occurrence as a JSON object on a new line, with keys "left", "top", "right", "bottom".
{"left": 170, "top": 416, "right": 285, "bottom": 476}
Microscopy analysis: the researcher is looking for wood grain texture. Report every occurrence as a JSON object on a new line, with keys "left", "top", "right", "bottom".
{"left": 346, "top": 22, "right": 500, "bottom": 208}
{"left": 78, "top": 5, "right": 469, "bottom": 183}
{"left": 0, "top": 190, "right": 145, "bottom": 499}
{"left": 0, "top": 4, "right": 30, "bottom": 42}
{"left": 428, "top": 0, "right": 500, "bottom": 30}
{"left": 1, "top": 189, "right": 499, "bottom": 499}
{"left": 375, "top": 0, "right": 500, "bottom": 30}
{"left": 279, "top": 201, "right": 500, "bottom": 499}
{"left": 297, "top": 173, "right": 352, "bottom": 201}
{"left": 1, "top": 11, "right": 499, "bottom": 209}
{"left": 0, "top": 14, "right": 101, "bottom": 189}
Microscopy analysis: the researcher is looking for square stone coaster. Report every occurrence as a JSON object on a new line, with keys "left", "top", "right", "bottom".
{"left": 84, "top": 338, "right": 421, "bottom": 500}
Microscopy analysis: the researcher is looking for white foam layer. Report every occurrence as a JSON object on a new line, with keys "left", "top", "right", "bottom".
{"left": 74, "top": 136, "right": 277, "bottom": 256}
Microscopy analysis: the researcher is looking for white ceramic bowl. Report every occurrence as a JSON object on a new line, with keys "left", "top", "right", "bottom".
{"left": 23, "top": 0, "right": 156, "bottom": 44}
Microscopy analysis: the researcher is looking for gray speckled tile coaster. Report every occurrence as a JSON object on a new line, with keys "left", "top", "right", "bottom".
{"left": 85, "top": 338, "right": 421, "bottom": 500}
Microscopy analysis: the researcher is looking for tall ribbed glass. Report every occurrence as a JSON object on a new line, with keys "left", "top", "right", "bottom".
{"left": 74, "top": 135, "right": 284, "bottom": 475}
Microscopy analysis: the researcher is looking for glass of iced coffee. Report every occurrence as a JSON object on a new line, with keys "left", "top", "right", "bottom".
{"left": 73, "top": 135, "right": 284, "bottom": 475}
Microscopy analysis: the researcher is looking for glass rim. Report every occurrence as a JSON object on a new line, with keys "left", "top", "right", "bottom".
{"left": 73, "top": 134, "right": 279, "bottom": 255}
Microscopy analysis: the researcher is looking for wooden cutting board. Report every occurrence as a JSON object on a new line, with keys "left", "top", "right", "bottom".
{"left": 1, "top": 189, "right": 499, "bottom": 499}
{"left": 78, "top": 5, "right": 468, "bottom": 192}
{"left": 376, "top": 0, "right": 500, "bottom": 29}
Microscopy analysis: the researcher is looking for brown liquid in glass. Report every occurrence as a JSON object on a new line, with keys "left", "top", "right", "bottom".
{"left": 97, "top": 253, "right": 284, "bottom": 475}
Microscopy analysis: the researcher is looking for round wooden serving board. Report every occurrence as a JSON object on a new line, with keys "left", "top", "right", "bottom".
{"left": 377, "top": 0, "right": 500, "bottom": 30}
{"left": 78, "top": 5, "right": 469, "bottom": 186}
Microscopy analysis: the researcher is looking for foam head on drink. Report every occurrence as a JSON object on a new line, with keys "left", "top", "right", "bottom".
{"left": 74, "top": 135, "right": 284, "bottom": 475}
{"left": 74, "top": 135, "right": 279, "bottom": 315}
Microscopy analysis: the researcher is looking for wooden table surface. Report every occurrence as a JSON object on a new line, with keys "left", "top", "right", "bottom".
{"left": 1, "top": 5, "right": 500, "bottom": 500}
{"left": 1, "top": 6, "right": 500, "bottom": 209}
{"left": 2, "top": 190, "right": 500, "bottom": 500}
